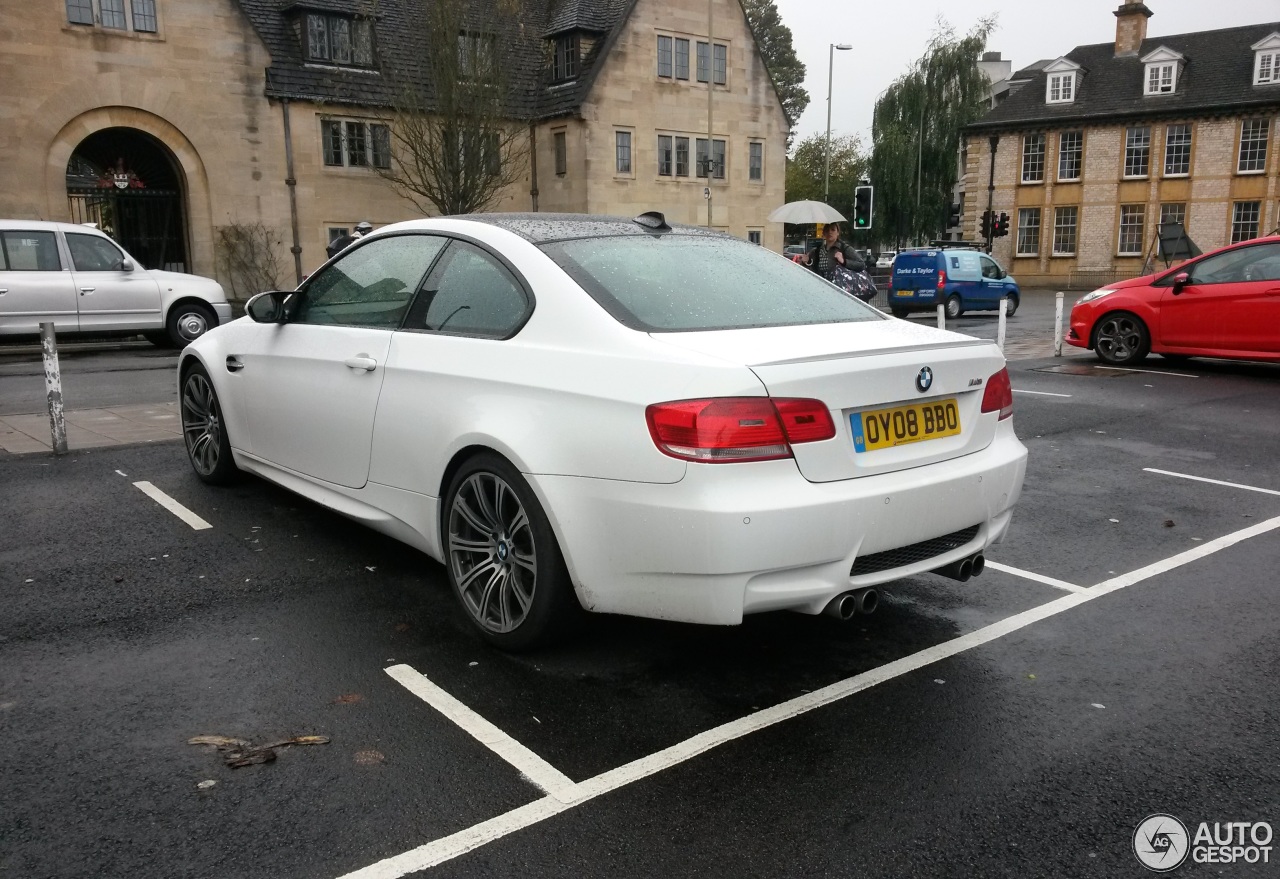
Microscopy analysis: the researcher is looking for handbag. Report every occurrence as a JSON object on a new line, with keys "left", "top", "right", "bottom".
{"left": 828, "top": 264, "right": 877, "bottom": 302}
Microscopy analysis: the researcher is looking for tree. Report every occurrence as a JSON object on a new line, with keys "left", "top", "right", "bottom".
{"left": 741, "top": 0, "right": 809, "bottom": 141}
{"left": 373, "top": 0, "right": 530, "bottom": 215}
{"left": 870, "top": 17, "right": 996, "bottom": 247}
{"left": 786, "top": 132, "right": 869, "bottom": 229}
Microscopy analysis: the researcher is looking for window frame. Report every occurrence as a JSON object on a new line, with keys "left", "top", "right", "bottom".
{"left": 657, "top": 35, "right": 673, "bottom": 78}
{"left": 306, "top": 12, "right": 375, "bottom": 68}
{"left": 1123, "top": 126, "right": 1151, "bottom": 179}
{"left": 1144, "top": 62, "right": 1177, "bottom": 95}
{"left": 1238, "top": 119, "right": 1270, "bottom": 174}
{"left": 1057, "top": 131, "right": 1083, "bottom": 182}
{"left": 553, "top": 130, "right": 567, "bottom": 176}
{"left": 1163, "top": 123, "right": 1192, "bottom": 177}
{"left": 1021, "top": 133, "right": 1046, "bottom": 184}
{"left": 402, "top": 237, "right": 533, "bottom": 340}
{"left": 1256, "top": 50, "right": 1279, "bottom": 85}
{"left": 0, "top": 230, "right": 63, "bottom": 272}
{"left": 1015, "top": 207, "right": 1041, "bottom": 257}
{"left": 713, "top": 43, "right": 727, "bottom": 85}
{"left": 675, "top": 136, "right": 690, "bottom": 177}
{"left": 321, "top": 118, "right": 392, "bottom": 170}
{"left": 695, "top": 137, "right": 727, "bottom": 180}
{"left": 615, "top": 130, "right": 633, "bottom": 176}
{"left": 748, "top": 141, "right": 763, "bottom": 182}
{"left": 1046, "top": 72, "right": 1074, "bottom": 104}
{"left": 696, "top": 41, "right": 710, "bottom": 83}
{"left": 1159, "top": 203, "right": 1187, "bottom": 231}
{"left": 657, "top": 135, "right": 673, "bottom": 177}
{"left": 1052, "top": 206, "right": 1079, "bottom": 257}
{"left": 1117, "top": 205, "right": 1146, "bottom": 256}
{"left": 1231, "top": 201, "right": 1262, "bottom": 244}
{"left": 552, "top": 33, "right": 579, "bottom": 82}
{"left": 674, "top": 38, "right": 690, "bottom": 80}
{"left": 65, "top": 0, "right": 158, "bottom": 34}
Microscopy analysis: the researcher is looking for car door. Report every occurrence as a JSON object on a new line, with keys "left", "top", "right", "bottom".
{"left": 1159, "top": 242, "right": 1280, "bottom": 354}
{"left": 236, "top": 233, "right": 447, "bottom": 488}
{"left": 64, "top": 231, "right": 162, "bottom": 332}
{"left": 978, "top": 255, "right": 1005, "bottom": 308}
{"left": 0, "top": 229, "right": 78, "bottom": 334}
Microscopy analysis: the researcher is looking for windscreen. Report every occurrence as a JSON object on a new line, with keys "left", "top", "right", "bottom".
{"left": 541, "top": 235, "right": 882, "bottom": 332}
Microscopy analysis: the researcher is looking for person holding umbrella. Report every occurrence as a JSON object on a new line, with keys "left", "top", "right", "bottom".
{"left": 804, "top": 222, "right": 865, "bottom": 279}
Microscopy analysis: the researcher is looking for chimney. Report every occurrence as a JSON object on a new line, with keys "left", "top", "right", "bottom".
{"left": 1114, "top": 0, "right": 1153, "bottom": 57}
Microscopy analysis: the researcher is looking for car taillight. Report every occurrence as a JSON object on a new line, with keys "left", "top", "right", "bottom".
{"left": 645, "top": 397, "right": 835, "bottom": 463}
{"left": 980, "top": 367, "right": 1013, "bottom": 421}
{"left": 937, "top": 270, "right": 947, "bottom": 291}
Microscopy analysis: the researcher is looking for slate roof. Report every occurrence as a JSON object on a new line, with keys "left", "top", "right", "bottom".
{"left": 968, "top": 22, "right": 1280, "bottom": 132}
{"left": 235, "top": 0, "right": 636, "bottom": 120}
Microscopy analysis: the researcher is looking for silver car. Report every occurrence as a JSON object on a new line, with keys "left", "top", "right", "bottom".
{"left": 0, "top": 220, "right": 231, "bottom": 346}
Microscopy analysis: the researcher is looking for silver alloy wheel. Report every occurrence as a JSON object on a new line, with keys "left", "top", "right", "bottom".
{"left": 174, "top": 309, "right": 209, "bottom": 343}
{"left": 1096, "top": 314, "right": 1144, "bottom": 362}
{"left": 447, "top": 472, "right": 537, "bottom": 634}
{"left": 946, "top": 295, "right": 961, "bottom": 319}
{"left": 181, "top": 372, "right": 222, "bottom": 476}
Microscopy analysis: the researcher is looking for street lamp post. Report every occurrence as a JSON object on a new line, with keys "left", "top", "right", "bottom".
{"left": 823, "top": 43, "right": 852, "bottom": 205}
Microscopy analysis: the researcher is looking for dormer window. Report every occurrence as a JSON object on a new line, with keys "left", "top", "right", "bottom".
{"left": 553, "top": 33, "right": 579, "bottom": 82}
{"left": 1042, "top": 58, "right": 1081, "bottom": 105}
{"left": 1141, "top": 47, "right": 1184, "bottom": 96}
{"left": 1252, "top": 33, "right": 1280, "bottom": 85}
{"left": 306, "top": 12, "right": 373, "bottom": 67}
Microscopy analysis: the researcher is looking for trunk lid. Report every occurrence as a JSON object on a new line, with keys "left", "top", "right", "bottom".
{"left": 649, "top": 320, "right": 1008, "bottom": 482}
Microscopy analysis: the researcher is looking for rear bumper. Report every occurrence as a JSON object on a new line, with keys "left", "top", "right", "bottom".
{"left": 212, "top": 302, "right": 234, "bottom": 326}
{"left": 530, "top": 424, "right": 1028, "bottom": 625}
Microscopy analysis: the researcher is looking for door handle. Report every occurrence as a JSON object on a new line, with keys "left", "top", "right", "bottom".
{"left": 343, "top": 356, "right": 377, "bottom": 372}
{"left": 79, "top": 287, "right": 95, "bottom": 295}
{"left": 0, "top": 288, "right": 8, "bottom": 295}
{"left": 226, "top": 355, "right": 244, "bottom": 373}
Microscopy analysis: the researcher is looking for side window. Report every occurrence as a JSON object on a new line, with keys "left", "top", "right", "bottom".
{"left": 409, "top": 241, "right": 529, "bottom": 338}
{"left": 294, "top": 234, "right": 447, "bottom": 328}
{"left": 980, "top": 256, "right": 1002, "bottom": 279}
{"left": 0, "top": 231, "right": 62, "bottom": 271}
{"left": 1188, "top": 243, "right": 1280, "bottom": 286}
{"left": 66, "top": 233, "right": 126, "bottom": 271}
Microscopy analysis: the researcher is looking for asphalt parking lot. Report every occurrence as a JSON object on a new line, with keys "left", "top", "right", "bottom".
{"left": 2, "top": 332, "right": 1279, "bottom": 877}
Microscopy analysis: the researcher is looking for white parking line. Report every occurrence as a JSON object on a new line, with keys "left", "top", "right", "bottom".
{"left": 384, "top": 665, "right": 579, "bottom": 803}
{"left": 132, "top": 481, "right": 212, "bottom": 530}
{"left": 983, "top": 561, "right": 1084, "bottom": 593}
{"left": 1144, "top": 468, "right": 1280, "bottom": 497}
{"left": 339, "top": 514, "right": 1280, "bottom": 879}
{"left": 1095, "top": 366, "right": 1198, "bottom": 378}
{"left": 1012, "top": 389, "right": 1073, "bottom": 398}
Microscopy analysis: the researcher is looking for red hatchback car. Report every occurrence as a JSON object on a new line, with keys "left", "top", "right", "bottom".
{"left": 1067, "top": 235, "right": 1280, "bottom": 365}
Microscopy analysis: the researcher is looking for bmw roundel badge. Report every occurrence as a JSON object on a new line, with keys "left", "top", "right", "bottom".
{"left": 916, "top": 367, "right": 934, "bottom": 393}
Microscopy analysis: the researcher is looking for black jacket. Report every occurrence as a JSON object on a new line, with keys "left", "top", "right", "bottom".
{"left": 808, "top": 240, "right": 866, "bottom": 277}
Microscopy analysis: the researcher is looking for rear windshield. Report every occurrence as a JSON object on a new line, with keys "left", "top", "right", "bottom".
{"left": 540, "top": 235, "right": 882, "bottom": 332}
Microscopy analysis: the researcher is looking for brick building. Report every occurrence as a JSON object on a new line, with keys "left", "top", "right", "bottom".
{"left": 0, "top": 0, "right": 789, "bottom": 294}
{"left": 962, "top": 1, "right": 1280, "bottom": 287}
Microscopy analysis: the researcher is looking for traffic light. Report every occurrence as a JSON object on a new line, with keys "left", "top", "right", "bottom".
{"left": 995, "top": 211, "right": 1010, "bottom": 237}
{"left": 980, "top": 210, "right": 993, "bottom": 240}
{"left": 947, "top": 202, "right": 962, "bottom": 228}
{"left": 853, "top": 184, "right": 874, "bottom": 230}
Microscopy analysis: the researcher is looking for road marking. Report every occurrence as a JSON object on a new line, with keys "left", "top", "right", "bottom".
{"left": 984, "top": 561, "right": 1084, "bottom": 592}
{"left": 340, "top": 514, "right": 1280, "bottom": 879}
{"left": 1094, "top": 366, "right": 1198, "bottom": 378}
{"left": 384, "top": 665, "right": 578, "bottom": 803}
{"left": 1012, "top": 389, "right": 1073, "bottom": 398}
{"left": 1144, "top": 468, "right": 1280, "bottom": 497}
{"left": 132, "top": 481, "right": 211, "bottom": 530}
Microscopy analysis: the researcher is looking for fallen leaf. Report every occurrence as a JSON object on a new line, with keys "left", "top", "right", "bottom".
{"left": 196, "top": 780, "right": 217, "bottom": 790}
{"left": 333, "top": 693, "right": 363, "bottom": 705}
{"left": 1163, "top": 519, "right": 1175, "bottom": 528}
{"left": 260, "top": 735, "right": 331, "bottom": 749}
{"left": 225, "top": 749, "right": 277, "bottom": 768}
{"left": 354, "top": 749, "right": 385, "bottom": 766}
{"left": 188, "top": 735, "right": 251, "bottom": 749}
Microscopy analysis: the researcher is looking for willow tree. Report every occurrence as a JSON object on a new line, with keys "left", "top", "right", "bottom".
{"left": 374, "top": 0, "right": 530, "bottom": 215}
{"left": 870, "top": 17, "right": 996, "bottom": 247}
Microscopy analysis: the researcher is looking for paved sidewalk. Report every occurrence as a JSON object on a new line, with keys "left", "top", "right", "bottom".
{"left": 0, "top": 402, "right": 180, "bottom": 455}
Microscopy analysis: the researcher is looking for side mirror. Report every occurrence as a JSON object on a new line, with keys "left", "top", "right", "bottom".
{"left": 1171, "top": 272, "right": 1189, "bottom": 294}
{"left": 245, "top": 290, "right": 293, "bottom": 323}
{"left": 118, "top": 258, "right": 134, "bottom": 272}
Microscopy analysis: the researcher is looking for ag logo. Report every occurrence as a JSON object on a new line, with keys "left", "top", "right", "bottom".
{"left": 1134, "top": 814, "right": 1190, "bottom": 872}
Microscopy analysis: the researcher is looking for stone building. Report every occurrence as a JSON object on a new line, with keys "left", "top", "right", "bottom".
{"left": 0, "top": 0, "right": 789, "bottom": 294}
{"left": 963, "top": 1, "right": 1280, "bottom": 287}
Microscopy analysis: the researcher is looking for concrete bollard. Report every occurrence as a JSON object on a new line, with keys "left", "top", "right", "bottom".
{"left": 997, "top": 296, "right": 1007, "bottom": 351}
{"left": 936, "top": 303, "right": 945, "bottom": 330}
{"left": 1054, "top": 292, "right": 1065, "bottom": 357}
{"left": 40, "top": 322, "right": 68, "bottom": 455}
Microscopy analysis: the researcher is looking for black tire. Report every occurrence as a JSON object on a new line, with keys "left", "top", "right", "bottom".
{"left": 1003, "top": 293, "right": 1019, "bottom": 318}
{"left": 890, "top": 307, "right": 909, "bottom": 319}
{"left": 443, "top": 453, "right": 581, "bottom": 651}
{"left": 180, "top": 363, "right": 239, "bottom": 485}
{"left": 144, "top": 331, "right": 172, "bottom": 348}
{"left": 945, "top": 294, "right": 963, "bottom": 319}
{"left": 167, "top": 302, "right": 217, "bottom": 347}
{"left": 1093, "top": 311, "right": 1150, "bottom": 365}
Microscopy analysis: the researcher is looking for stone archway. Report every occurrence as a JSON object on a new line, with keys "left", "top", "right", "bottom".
{"left": 47, "top": 108, "right": 214, "bottom": 277}
{"left": 66, "top": 127, "right": 188, "bottom": 272}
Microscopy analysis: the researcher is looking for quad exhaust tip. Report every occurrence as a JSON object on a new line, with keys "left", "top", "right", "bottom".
{"left": 932, "top": 553, "right": 986, "bottom": 583}
{"left": 824, "top": 587, "right": 879, "bottom": 621}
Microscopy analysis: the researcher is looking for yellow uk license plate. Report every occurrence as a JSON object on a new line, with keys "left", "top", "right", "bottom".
{"left": 894, "top": 289, "right": 913, "bottom": 297}
{"left": 851, "top": 398, "right": 961, "bottom": 452}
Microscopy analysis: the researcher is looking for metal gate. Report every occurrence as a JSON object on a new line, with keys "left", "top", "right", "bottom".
{"left": 67, "top": 189, "right": 188, "bottom": 273}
